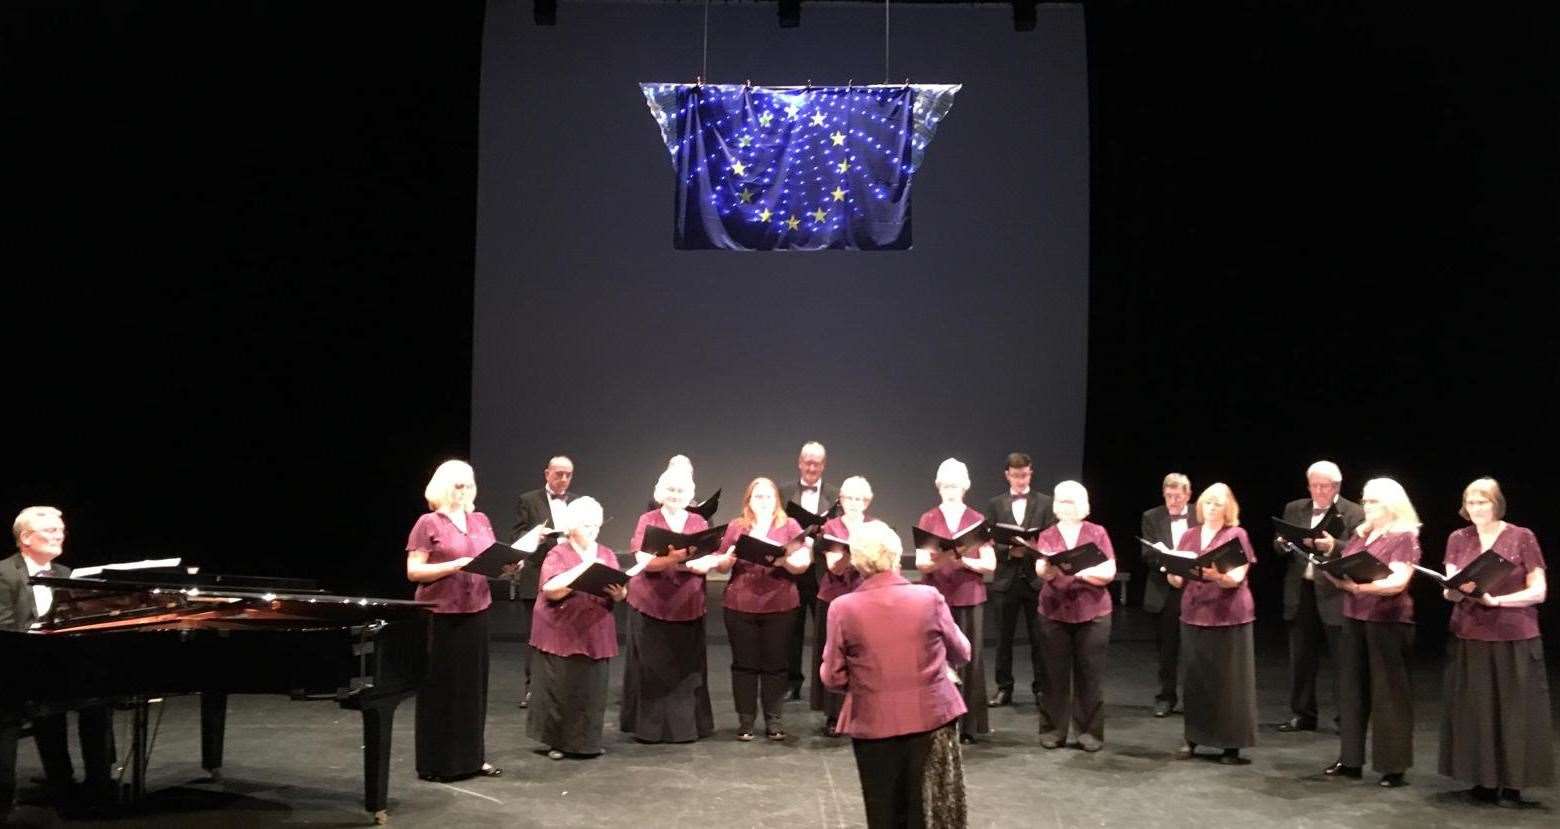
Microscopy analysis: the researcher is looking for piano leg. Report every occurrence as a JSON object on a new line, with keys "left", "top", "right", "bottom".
{"left": 359, "top": 691, "right": 411, "bottom": 825}
{"left": 199, "top": 692, "right": 227, "bottom": 781}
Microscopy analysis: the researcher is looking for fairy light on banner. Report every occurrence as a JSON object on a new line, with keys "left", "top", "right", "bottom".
{"left": 641, "top": 83, "right": 961, "bottom": 251}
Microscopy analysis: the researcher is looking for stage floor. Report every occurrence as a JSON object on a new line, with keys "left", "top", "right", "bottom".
{"left": 8, "top": 610, "right": 1556, "bottom": 828}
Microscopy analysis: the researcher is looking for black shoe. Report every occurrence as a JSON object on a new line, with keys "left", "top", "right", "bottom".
{"left": 1323, "top": 762, "right": 1362, "bottom": 779}
{"left": 788, "top": 683, "right": 803, "bottom": 701}
{"left": 1377, "top": 773, "right": 1407, "bottom": 788}
{"left": 1153, "top": 699, "right": 1173, "bottom": 718}
{"left": 1173, "top": 742, "right": 1197, "bottom": 760}
{"left": 1497, "top": 789, "right": 1540, "bottom": 809}
{"left": 989, "top": 688, "right": 1013, "bottom": 707}
{"left": 1466, "top": 786, "right": 1499, "bottom": 804}
{"left": 736, "top": 730, "right": 755, "bottom": 742}
{"left": 1277, "top": 716, "right": 1317, "bottom": 733}
{"left": 958, "top": 733, "right": 976, "bottom": 745}
{"left": 519, "top": 690, "right": 530, "bottom": 709}
{"left": 477, "top": 764, "right": 502, "bottom": 777}
{"left": 823, "top": 722, "right": 841, "bottom": 738}
{"left": 1218, "top": 749, "right": 1247, "bottom": 766}
{"left": 1077, "top": 735, "right": 1103, "bottom": 753}
{"left": 1039, "top": 737, "right": 1061, "bottom": 750}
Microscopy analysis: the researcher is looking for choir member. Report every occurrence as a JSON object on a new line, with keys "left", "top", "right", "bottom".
{"left": 528, "top": 497, "right": 627, "bottom": 760}
{"left": 779, "top": 441, "right": 838, "bottom": 701}
{"left": 1162, "top": 483, "right": 1257, "bottom": 765}
{"left": 811, "top": 475, "right": 871, "bottom": 737}
{"left": 404, "top": 460, "right": 502, "bottom": 781}
{"left": 1141, "top": 473, "right": 1195, "bottom": 718}
{"left": 1276, "top": 460, "right": 1365, "bottom": 733}
{"left": 822, "top": 520, "right": 970, "bottom": 828}
{"left": 510, "top": 454, "right": 579, "bottom": 709}
{"left": 713, "top": 478, "right": 810, "bottom": 740}
{"left": 915, "top": 458, "right": 996, "bottom": 743}
{"left": 620, "top": 465, "right": 723, "bottom": 743}
{"left": 984, "top": 452, "right": 1055, "bottom": 708}
{"left": 1321, "top": 477, "right": 1421, "bottom": 787}
{"left": 1437, "top": 478, "right": 1552, "bottom": 808}
{"left": 1032, "top": 481, "right": 1116, "bottom": 751}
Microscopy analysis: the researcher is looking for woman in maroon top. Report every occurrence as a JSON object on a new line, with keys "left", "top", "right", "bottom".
{"left": 403, "top": 460, "right": 502, "bottom": 782}
{"left": 1437, "top": 478, "right": 1552, "bottom": 807}
{"left": 823, "top": 520, "right": 971, "bottom": 828}
{"left": 528, "top": 497, "right": 628, "bottom": 760}
{"left": 1159, "top": 483, "right": 1257, "bottom": 764}
{"left": 1032, "top": 481, "right": 1116, "bottom": 751}
{"left": 1321, "top": 477, "right": 1421, "bottom": 787}
{"left": 620, "top": 465, "right": 724, "bottom": 743}
{"left": 712, "top": 477, "right": 810, "bottom": 740}
{"left": 914, "top": 458, "right": 996, "bottom": 743}
{"left": 809, "top": 475, "right": 872, "bottom": 737}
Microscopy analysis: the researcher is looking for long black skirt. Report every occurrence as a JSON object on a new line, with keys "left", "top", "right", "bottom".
{"left": 416, "top": 610, "right": 489, "bottom": 779}
{"left": 949, "top": 604, "right": 988, "bottom": 738}
{"left": 1439, "top": 636, "right": 1555, "bottom": 789}
{"left": 1180, "top": 622, "right": 1256, "bottom": 750}
{"left": 620, "top": 608, "right": 715, "bottom": 743}
{"left": 851, "top": 721, "right": 965, "bottom": 829}
{"left": 528, "top": 651, "right": 609, "bottom": 755}
{"left": 809, "top": 598, "right": 845, "bottom": 723}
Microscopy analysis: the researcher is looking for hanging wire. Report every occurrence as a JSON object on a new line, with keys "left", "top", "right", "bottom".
{"left": 701, "top": 0, "right": 710, "bottom": 82}
{"left": 884, "top": 0, "right": 891, "bottom": 84}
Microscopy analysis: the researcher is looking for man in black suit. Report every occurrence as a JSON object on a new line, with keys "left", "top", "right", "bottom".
{"left": 983, "top": 452, "right": 1055, "bottom": 707}
{"left": 1276, "top": 460, "right": 1365, "bottom": 732}
{"left": 1, "top": 506, "right": 116, "bottom": 817}
{"left": 511, "top": 455, "right": 579, "bottom": 708}
{"left": 1140, "top": 473, "right": 1196, "bottom": 717}
{"left": 778, "top": 441, "right": 837, "bottom": 701}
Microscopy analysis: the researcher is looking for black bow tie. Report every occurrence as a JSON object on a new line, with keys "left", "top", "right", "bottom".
{"left": 801, "top": 485, "right": 818, "bottom": 493}
{"left": 1011, "top": 494, "right": 1027, "bottom": 501}
{"left": 1168, "top": 513, "right": 1188, "bottom": 520}
{"left": 1312, "top": 508, "right": 1329, "bottom": 516}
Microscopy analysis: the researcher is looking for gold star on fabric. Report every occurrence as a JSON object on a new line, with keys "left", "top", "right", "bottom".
{"left": 758, "top": 207, "right": 773, "bottom": 222}
{"left": 786, "top": 214, "right": 801, "bottom": 230}
{"left": 835, "top": 160, "right": 849, "bottom": 174}
{"left": 785, "top": 103, "right": 800, "bottom": 120}
{"left": 731, "top": 160, "right": 747, "bottom": 176}
{"left": 738, "top": 188, "right": 754, "bottom": 204}
{"left": 810, "top": 111, "right": 826, "bottom": 127}
{"left": 811, "top": 207, "right": 828, "bottom": 222}
{"left": 830, "top": 131, "right": 846, "bottom": 146}
{"left": 831, "top": 186, "right": 846, "bottom": 201}
{"left": 758, "top": 111, "right": 774, "bottom": 127}
{"left": 738, "top": 134, "right": 752, "bottom": 148}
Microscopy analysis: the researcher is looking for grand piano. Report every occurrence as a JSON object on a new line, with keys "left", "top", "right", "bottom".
{"left": 0, "top": 569, "right": 431, "bottom": 824}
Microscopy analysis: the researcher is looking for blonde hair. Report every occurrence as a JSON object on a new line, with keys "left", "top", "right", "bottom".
{"left": 1161, "top": 473, "right": 1191, "bottom": 492}
{"left": 738, "top": 477, "right": 787, "bottom": 530}
{"left": 934, "top": 458, "right": 971, "bottom": 491}
{"left": 1458, "top": 477, "right": 1506, "bottom": 521}
{"left": 653, "top": 467, "right": 695, "bottom": 505}
{"left": 839, "top": 475, "right": 873, "bottom": 502}
{"left": 424, "top": 460, "right": 476, "bottom": 511}
{"left": 12, "top": 506, "right": 62, "bottom": 547}
{"left": 1196, "top": 483, "right": 1241, "bottom": 527}
{"left": 849, "top": 520, "right": 903, "bottom": 576}
{"left": 1359, "top": 477, "right": 1420, "bottom": 536}
{"left": 1052, "top": 480, "right": 1091, "bottom": 520}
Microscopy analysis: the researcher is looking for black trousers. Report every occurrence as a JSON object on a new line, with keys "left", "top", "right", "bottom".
{"left": 1151, "top": 587, "right": 1182, "bottom": 705}
{"left": 991, "top": 586, "right": 1043, "bottom": 699}
{"left": 725, "top": 607, "right": 792, "bottom": 730}
{"left": 1, "top": 704, "right": 115, "bottom": 807}
{"left": 788, "top": 579, "right": 819, "bottom": 691}
{"left": 517, "top": 597, "right": 536, "bottom": 694}
{"left": 1338, "top": 618, "right": 1414, "bottom": 774}
{"left": 1288, "top": 583, "right": 1341, "bottom": 722}
{"left": 1037, "top": 615, "right": 1110, "bottom": 743}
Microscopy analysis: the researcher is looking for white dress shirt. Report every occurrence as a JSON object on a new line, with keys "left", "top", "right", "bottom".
{"left": 1168, "top": 512, "right": 1191, "bottom": 548}
{"left": 25, "top": 555, "right": 53, "bottom": 619}
{"left": 1009, "top": 489, "right": 1030, "bottom": 526}
{"left": 798, "top": 481, "right": 822, "bottom": 514}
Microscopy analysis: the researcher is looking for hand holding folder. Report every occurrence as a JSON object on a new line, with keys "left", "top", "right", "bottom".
{"left": 1412, "top": 550, "right": 1516, "bottom": 598}
{"left": 913, "top": 522, "right": 990, "bottom": 557}
{"left": 1137, "top": 537, "right": 1246, "bottom": 581}
{"left": 1015, "top": 538, "right": 1108, "bottom": 576}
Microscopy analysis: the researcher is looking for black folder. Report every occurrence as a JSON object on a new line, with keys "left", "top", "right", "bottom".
{"left": 1314, "top": 550, "right": 1393, "bottom": 583}
{"left": 1412, "top": 550, "right": 1516, "bottom": 597}
{"left": 784, "top": 499, "right": 842, "bottom": 532}
{"left": 639, "top": 523, "right": 728, "bottom": 557}
{"left": 1272, "top": 514, "right": 1342, "bottom": 547}
{"left": 732, "top": 533, "right": 796, "bottom": 566}
{"left": 1139, "top": 537, "right": 1248, "bottom": 580}
{"left": 688, "top": 489, "right": 722, "bottom": 521}
{"left": 814, "top": 534, "right": 851, "bottom": 556}
{"left": 913, "top": 522, "right": 990, "bottom": 556}
{"left": 463, "top": 542, "right": 527, "bottom": 579}
{"left": 566, "top": 561, "right": 629, "bottom": 599}
{"left": 1020, "top": 540, "right": 1107, "bottom": 576}
{"left": 990, "top": 523, "right": 1041, "bottom": 547}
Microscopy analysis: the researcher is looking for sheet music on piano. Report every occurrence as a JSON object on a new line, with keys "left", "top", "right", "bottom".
{"left": 68, "top": 557, "right": 183, "bottom": 577}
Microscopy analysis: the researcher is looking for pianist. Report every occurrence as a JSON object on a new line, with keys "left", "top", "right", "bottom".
{"left": 0, "top": 506, "right": 117, "bottom": 816}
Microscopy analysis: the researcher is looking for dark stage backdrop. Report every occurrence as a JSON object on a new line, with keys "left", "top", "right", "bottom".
{"left": 471, "top": 2, "right": 1090, "bottom": 540}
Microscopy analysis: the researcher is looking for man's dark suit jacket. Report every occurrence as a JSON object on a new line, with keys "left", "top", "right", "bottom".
{"left": 1278, "top": 496, "right": 1365, "bottom": 625}
{"left": 778, "top": 479, "right": 839, "bottom": 590}
{"left": 0, "top": 552, "right": 68, "bottom": 631}
{"left": 512, "top": 489, "right": 579, "bottom": 600}
{"left": 984, "top": 491, "right": 1056, "bottom": 594}
{"left": 1140, "top": 505, "right": 1198, "bottom": 614}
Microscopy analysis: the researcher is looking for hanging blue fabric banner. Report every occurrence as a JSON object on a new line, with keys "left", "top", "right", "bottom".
{"left": 641, "top": 83, "right": 960, "bottom": 251}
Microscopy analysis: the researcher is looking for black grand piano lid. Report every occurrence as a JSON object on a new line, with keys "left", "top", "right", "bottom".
{"left": 31, "top": 572, "right": 434, "bottom": 609}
